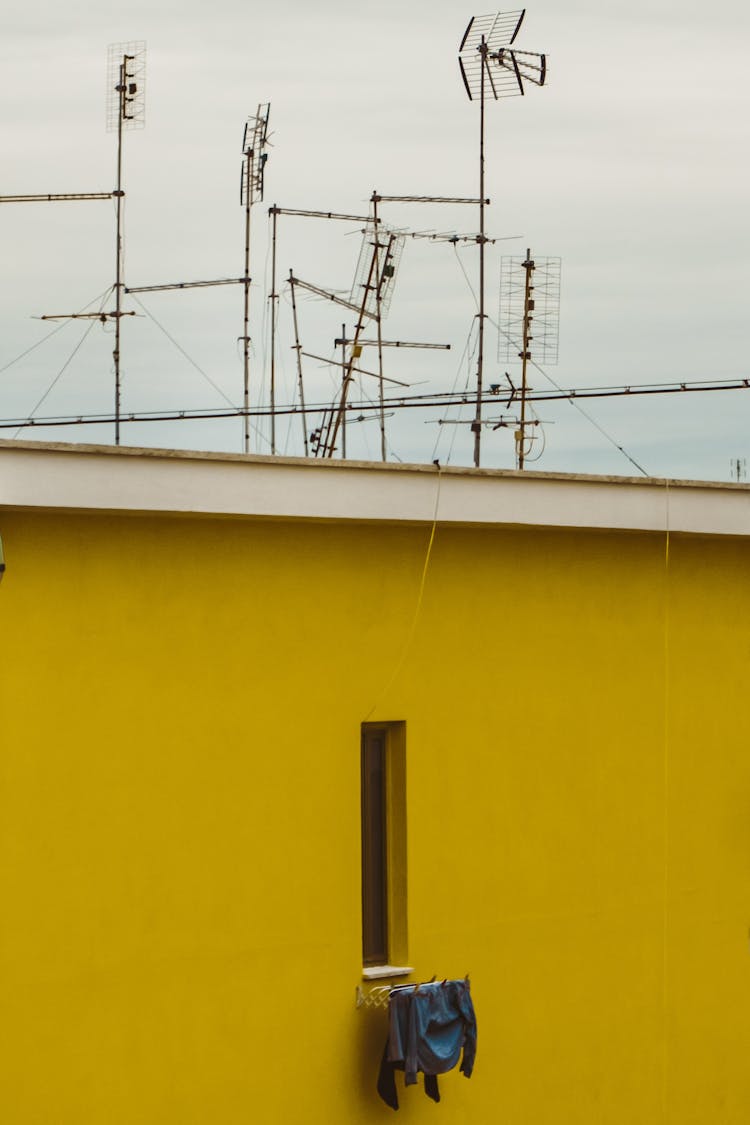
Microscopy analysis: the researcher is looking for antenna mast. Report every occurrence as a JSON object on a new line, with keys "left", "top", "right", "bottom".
{"left": 458, "top": 10, "right": 546, "bottom": 467}
{"left": 106, "top": 42, "right": 146, "bottom": 446}
{"left": 240, "top": 104, "right": 271, "bottom": 453}
{"left": 499, "top": 248, "right": 560, "bottom": 466}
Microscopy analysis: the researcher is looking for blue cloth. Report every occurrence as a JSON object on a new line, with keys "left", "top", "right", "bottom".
{"left": 377, "top": 980, "right": 477, "bottom": 1109}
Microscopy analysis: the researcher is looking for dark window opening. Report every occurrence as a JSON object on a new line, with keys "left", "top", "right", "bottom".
{"left": 361, "top": 727, "right": 388, "bottom": 966}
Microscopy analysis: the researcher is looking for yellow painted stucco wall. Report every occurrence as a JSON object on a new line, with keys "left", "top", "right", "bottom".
{"left": 1, "top": 505, "right": 750, "bottom": 1122}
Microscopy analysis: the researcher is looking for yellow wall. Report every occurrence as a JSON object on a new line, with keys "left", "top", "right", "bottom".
{"left": 1, "top": 507, "right": 750, "bottom": 1122}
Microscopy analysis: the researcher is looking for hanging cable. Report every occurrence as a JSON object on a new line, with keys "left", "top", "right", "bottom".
{"left": 9, "top": 287, "right": 112, "bottom": 438}
{"left": 490, "top": 314, "right": 649, "bottom": 477}
{"left": 364, "top": 465, "right": 443, "bottom": 720}
{"left": 131, "top": 294, "right": 269, "bottom": 449}
{"left": 0, "top": 285, "right": 114, "bottom": 379}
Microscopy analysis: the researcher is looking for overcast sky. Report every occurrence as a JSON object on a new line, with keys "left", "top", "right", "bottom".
{"left": 2, "top": 0, "right": 749, "bottom": 479}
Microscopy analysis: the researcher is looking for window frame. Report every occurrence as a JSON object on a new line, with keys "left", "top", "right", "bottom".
{"left": 361, "top": 721, "right": 408, "bottom": 970}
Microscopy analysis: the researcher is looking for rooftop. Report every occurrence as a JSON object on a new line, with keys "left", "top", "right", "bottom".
{"left": 1, "top": 438, "right": 749, "bottom": 538}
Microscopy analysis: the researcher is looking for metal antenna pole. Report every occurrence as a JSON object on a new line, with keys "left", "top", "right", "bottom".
{"left": 288, "top": 271, "right": 309, "bottom": 456}
{"left": 239, "top": 104, "right": 270, "bottom": 454}
{"left": 458, "top": 11, "right": 547, "bottom": 466}
{"left": 113, "top": 57, "right": 126, "bottom": 446}
{"left": 341, "top": 323, "right": 348, "bottom": 459}
{"left": 242, "top": 152, "right": 252, "bottom": 453}
{"left": 372, "top": 191, "right": 386, "bottom": 461}
{"left": 270, "top": 206, "right": 278, "bottom": 454}
{"left": 472, "top": 37, "right": 488, "bottom": 468}
{"left": 518, "top": 247, "right": 534, "bottom": 469}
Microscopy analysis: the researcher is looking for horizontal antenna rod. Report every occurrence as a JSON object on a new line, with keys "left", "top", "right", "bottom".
{"left": 38, "top": 310, "right": 136, "bottom": 321}
{"left": 301, "top": 351, "right": 410, "bottom": 387}
{"left": 125, "top": 277, "right": 247, "bottom": 294}
{"left": 290, "top": 275, "right": 377, "bottom": 320}
{"left": 372, "top": 195, "right": 489, "bottom": 204}
{"left": 336, "top": 339, "right": 451, "bottom": 350}
{"left": 0, "top": 192, "right": 114, "bottom": 203}
{"left": 269, "top": 206, "right": 376, "bottom": 222}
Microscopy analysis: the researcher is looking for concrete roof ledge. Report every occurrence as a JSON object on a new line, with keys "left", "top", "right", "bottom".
{"left": 1, "top": 439, "right": 749, "bottom": 537}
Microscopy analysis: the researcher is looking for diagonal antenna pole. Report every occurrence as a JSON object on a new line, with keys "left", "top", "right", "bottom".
{"left": 288, "top": 271, "right": 309, "bottom": 457}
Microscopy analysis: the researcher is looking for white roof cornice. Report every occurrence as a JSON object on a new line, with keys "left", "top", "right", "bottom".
{"left": 1, "top": 439, "right": 749, "bottom": 538}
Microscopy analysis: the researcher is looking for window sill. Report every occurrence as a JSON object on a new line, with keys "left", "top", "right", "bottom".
{"left": 362, "top": 964, "right": 414, "bottom": 981}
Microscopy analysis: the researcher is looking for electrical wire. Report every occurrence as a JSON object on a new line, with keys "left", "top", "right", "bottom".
{"left": 448, "top": 234, "right": 648, "bottom": 476}
{"left": 131, "top": 294, "right": 268, "bottom": 449}
{"left": 364, "top": 465, "right": 442, "bottom": 720}
{"left": 0, "top": 285, "right": 114, "bottom": 378}
{"left": 661, "top": 479, "right": 671, "bottom": 1125}
{"left": 9, "top": 286, "right": 112, "bottom": 438}
{"left": 490, "top": 314, "right": 649, "bottom": 477}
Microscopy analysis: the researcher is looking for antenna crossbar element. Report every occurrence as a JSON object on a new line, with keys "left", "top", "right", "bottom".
{"left": 372, "top": 195, "right": 488, "bottom": 204}
{"left": 398, "top": 228, "right": 521, "bottom": 244}
{"left": 343, "top": 340, "right": 451, "bottom": 350}
{"left": 291, "top": 275, "right": 377, "bottom": 320}
{"left": 268, "top": 207, "right": 374, "bottom": 223}
{"left": 39, "top": 311, "right": 137, "bottom": 321}
{"left": 125, "top": 277, "right": 247, "bottom": 294}
{"left": 106, "top": 42, "right": 146, "bottom": 131}
{"left": 0, "top": 192, "right": 114, "bottom": 203}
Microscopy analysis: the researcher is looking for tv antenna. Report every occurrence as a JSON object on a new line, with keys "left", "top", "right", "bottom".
{"left": 24, "top": 43, "right": 146, "bottom": 445}
{"left": 458, "top": 10, "right": 546, "bottom": 467}
{"left": 106, "top": 42, "right": 146, "bottom": 445}
{"left": 240, "top": 103, "right": 271, "bottom": 452}
{"left": 499, "top": 248, "right": 560, "bottom": 467}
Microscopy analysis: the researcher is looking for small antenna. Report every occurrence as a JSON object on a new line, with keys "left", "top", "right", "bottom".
{"left": 106, "top": 42, "right": 146, "bottom": 132}
{"left": 240, "top": 103, "right": 271, "bottom": 453}
{"left": 730, "top": 457, "right": 747, "bottom": 482}
{"left": 458, "top": 10, "right": 547, "bottom": 468}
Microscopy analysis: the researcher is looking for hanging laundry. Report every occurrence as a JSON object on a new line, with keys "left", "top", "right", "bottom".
{"left": 377, "top": 979, "right": 477, "bottom": 1110}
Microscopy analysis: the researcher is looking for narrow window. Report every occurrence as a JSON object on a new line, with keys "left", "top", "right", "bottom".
{"left": 361, "top": 722, "right": 407, "bottom": 968}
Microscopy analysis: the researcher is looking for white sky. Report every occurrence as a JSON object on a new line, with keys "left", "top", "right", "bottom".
{"left": 1, "top": 0, "right": 749, "bottom": 478}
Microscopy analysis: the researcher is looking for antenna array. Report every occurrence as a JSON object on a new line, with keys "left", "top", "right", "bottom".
{"left": 106, "top": 42, "right": 146, "bottom": 131}
{"left": 350, "top": 223, "right": 404, "bottom": 319}
{"left": 457, "top": 9, "right": 547, "bottom": 467}
{"left": 499, "top": 253, "right": 561, "bottom": 365}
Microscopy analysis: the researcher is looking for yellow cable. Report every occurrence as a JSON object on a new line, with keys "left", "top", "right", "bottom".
{"left": 662, "top": 479, "right": 671, "bottom": 1123}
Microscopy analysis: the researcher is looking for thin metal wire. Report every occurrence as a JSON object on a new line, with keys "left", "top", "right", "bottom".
{"left": 0, "top": 286, "right": 113, "bottom": 378}
{"left": 490, "top": 313, "right": 649, "bottom": 476}
{"left": 130, "top": 295, "right": 240, "bottom": 411}
{"left": 9, "top": 288, "right": 112, "bottom": 438}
